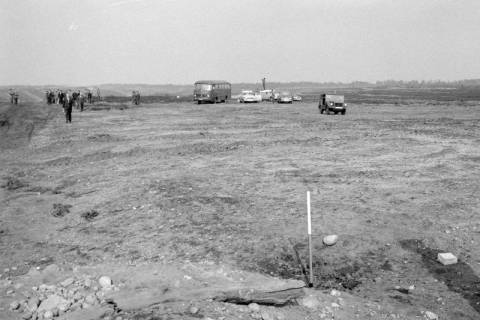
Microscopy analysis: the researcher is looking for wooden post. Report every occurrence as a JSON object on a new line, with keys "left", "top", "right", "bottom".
{"left": 307, "top": 191, "right": 313, "bottom": 287}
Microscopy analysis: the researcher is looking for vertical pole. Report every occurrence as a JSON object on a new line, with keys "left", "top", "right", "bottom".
{"left": 307, "top": 191, "right": 313, "bottom": 287}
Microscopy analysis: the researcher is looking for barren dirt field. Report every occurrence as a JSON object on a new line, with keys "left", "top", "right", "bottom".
{"left": 1, "top": 101, "right": 480, "bottom": 319}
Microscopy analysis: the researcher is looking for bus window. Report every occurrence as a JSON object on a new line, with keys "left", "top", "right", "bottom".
{"left": 196, "top": 84, "right": 212, "bottom": 90}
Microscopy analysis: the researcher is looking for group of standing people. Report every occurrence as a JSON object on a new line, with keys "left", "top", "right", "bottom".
{"left": 45, "top": 89, "right": 92, "bottom": 124}
{"left": 45, "top": 89, "right": 92, "bottom": 108}
{"left": 8, "top": 89, "right": 19, "bottom": 104}
{"left": 131, "top": 91, "right": 141, "bottom": 105}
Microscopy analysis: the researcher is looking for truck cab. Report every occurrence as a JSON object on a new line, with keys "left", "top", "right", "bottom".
{"left": 318, "top": 94, "right": 347, "bottom": 115}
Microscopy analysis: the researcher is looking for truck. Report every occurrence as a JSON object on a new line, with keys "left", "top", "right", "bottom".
{"left": 318, "top": 94, "right": 347, "bottom": 115}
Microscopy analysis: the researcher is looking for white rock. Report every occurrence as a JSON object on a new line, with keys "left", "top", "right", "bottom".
{"left": 323, "top": 235, "right": 339, "bottom": 246}
{"left": 60, "top": 278, "right": 74, "bottom": 287}
{"left": 9, "top": 301, "right": 20, "bottom": 310}
{"left": 58, "top": 301, "right": 71, "bottom": 313}
{"left": 425, "top": 311, "right": 438, "bottom": 320}
{"left": 37, "top": 294, "right": 68, "bottom": 313}
{"left": 189, "top": 306, "right": 199, "bottom": 314}
{"left": 98, "top": 276, "right": 112, "bottom": 288}
{"left": 85, "top": 294, "right": 97, "bottom": 305}
{"left": 260, "top": 309, "right": 275, "bottom": 320}
{"left": 248, "top": 303, "right": 261, "bottom": 312}
{"left": 26, "top": 297, "right": 40, "bottom": 312}
{"left": 437, "top": 252, "right": 457, "bottom": 265}
{"left": 43, "top": 310, "right": 54, "bottom": 319}
{"left": 331, "top": 302, "right": 340, "bottom": 308}
{"left": 299, "top": 295, "right": 320, "bottom": 310}
{"left": 330, "top": 289, "right": 341, "bottom": 296}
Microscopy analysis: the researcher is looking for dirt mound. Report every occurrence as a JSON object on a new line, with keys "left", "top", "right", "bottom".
{"left": 0, "top": 102, "right": 58, "bottom": 149}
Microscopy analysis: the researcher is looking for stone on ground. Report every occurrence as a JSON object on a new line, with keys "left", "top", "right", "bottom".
{"left": 98, "top": 276, "right": 112, "bottom": 288}
{"left": 437, "top": 252, "right": 457, "bottom": 265}
{"left": 323, "top": 235, "right": 339, "bottom": 246}
{"left": 37, "top": 294, "right": 68, "bottom": 313}
{"left": 425, "top": 311, "right": 438, "bottom": 320}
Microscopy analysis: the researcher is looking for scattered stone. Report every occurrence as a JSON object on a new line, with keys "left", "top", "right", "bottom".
{"left": 43, "top": 264, "right": 61, "bottom": 274}
{"left": 26, "top": 297, "right": 40, "bottom": 312}
{"left": 57, "top": 301, "right": 71, "bottom": 313}
{"left": 85, "top": 294, "right": 98, "bottom": 305}
{"left": 393, "top": 286, "right": 410, "bottom": 294}
{"left": 323, "top": 235, "right": 339, "bottom": 246}
{"left": 6, "top": 289, "right": 15, "bottom": 295}
{"left": 61, "top": 278, "right": 74, "bottom": 287}
{"left": 44, "top": 310, "right": 54, "bottom": 319}
{"left": 425, "top": 311, "right": 438, "bottom": 320}
{"left": 251, "top": 312, "right": 262, "bottom": 319}
{"left": 330, "top": 289, "right": 341, "bottom": 296}
{"left": 275, "top": 312, "right": 286, "bottom": 320}
{"left": 299, "top": 295, "right": 320, "bottom": 310}
{"left": 260, "top": 309, "right": 275, "bottom": 320}
{"left": 84, "top": 279, "right": 92, "bottom": 288}
{"left": 98, "top": 276, "right": 112, "bottom": 288}
{"left": 437, "top": 252, "right": 458, "bottom": 265}
{"left": 331, "top": 302, "right": 340, "bottom": 308}
{"left": 37, "top": 294, "right": 68, "bottom": 313}
{"left": 10, "top": 300, "right": 20, "bottom": 310}
{"left": 248, "top": 303, "right": 260, "bottom": 312}
{"left": 21, "top": 311, "right": 33, "bottom": 319}
{"left": 189, "top": 306, "right": 199, "bottom": 314}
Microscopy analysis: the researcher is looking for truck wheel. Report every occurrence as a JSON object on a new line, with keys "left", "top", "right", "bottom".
{"left": 342, "top": 110, "right": 346, "bottom": 115}
{"left": 320, "top": 108, "right": 324, "bottom": 114}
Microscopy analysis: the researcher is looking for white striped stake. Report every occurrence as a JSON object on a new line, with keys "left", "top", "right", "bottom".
{"left": 307, "top": 191, "right": 313, "bottom": 287}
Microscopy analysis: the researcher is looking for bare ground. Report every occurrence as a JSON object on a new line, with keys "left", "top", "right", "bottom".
{"left": 0, "top": 101, "right": 479, "bottom": 319}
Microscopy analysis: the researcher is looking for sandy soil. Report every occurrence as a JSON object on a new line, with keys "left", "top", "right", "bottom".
{"left": 1, "top": 101, "right": 479, "bottom": 319}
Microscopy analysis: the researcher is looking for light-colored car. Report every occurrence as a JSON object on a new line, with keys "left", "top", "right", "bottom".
{"left": 259, "top": 89, "right": 274, "bottom": 101}
{"left": 293, "top": 94, "right": 302, "bottom": 101}
{"left": 277, "top": 92, "right": 293, "bottom": 104}
{"left": 238, "top": 90, "right": 262, "bottom": 103}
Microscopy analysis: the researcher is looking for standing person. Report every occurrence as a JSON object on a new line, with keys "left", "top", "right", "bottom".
{"left": 12, "top": 91, "right": 19, "bottom": 104}
{"left": 9, "top": 89, "right": 15, "bottom": 104}
{"left": 79, "top": 93, "right": 85, "bottom": 112}
{"left": 63, "top": 92, "right": 73, "bottom": 123}
{"left": 87, "top": 91, "right": 92, "bottom": 104}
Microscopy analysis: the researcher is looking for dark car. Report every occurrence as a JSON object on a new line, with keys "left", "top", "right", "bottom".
{"left": 318, "top": 94, "right": 346, "bottom": 115}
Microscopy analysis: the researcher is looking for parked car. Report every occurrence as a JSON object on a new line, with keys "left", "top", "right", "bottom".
{"left": 293, "top": 94, "right": 302, "bottom": 101}
{"left": 259, "top": 89, "right": 274, "bottom": 101}
{"left": 238, "top": 90, "right": 262, "bottom": 103}
{"left": 318, "top": 94, "right": 346, "bottom": 115}
{"left": 277, "top": 92, "right": 293, "bottom": 104}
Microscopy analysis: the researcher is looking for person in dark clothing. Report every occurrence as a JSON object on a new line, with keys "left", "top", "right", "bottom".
{"left": 79, "top": 93, "right": 85, "bottom": 112}
{"left": 63, "top": 93, "right": 73, "bottom": 123}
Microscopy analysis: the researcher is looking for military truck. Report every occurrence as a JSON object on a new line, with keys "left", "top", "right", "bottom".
{"left": 318, "top": 94, "right": 347, "bottom": 115}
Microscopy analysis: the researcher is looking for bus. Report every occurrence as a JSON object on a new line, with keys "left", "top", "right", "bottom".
{"left": 193, "top": 80, "right": 231, "bottom": 104}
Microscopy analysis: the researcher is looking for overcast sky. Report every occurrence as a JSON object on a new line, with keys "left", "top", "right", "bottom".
{"left": 1, "top": 0, "right": 479, "bottom": 85}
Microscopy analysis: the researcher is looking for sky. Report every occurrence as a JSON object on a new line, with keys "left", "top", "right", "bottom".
{"left": 1, "top": 0, "right": 479, "bottom": 85}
